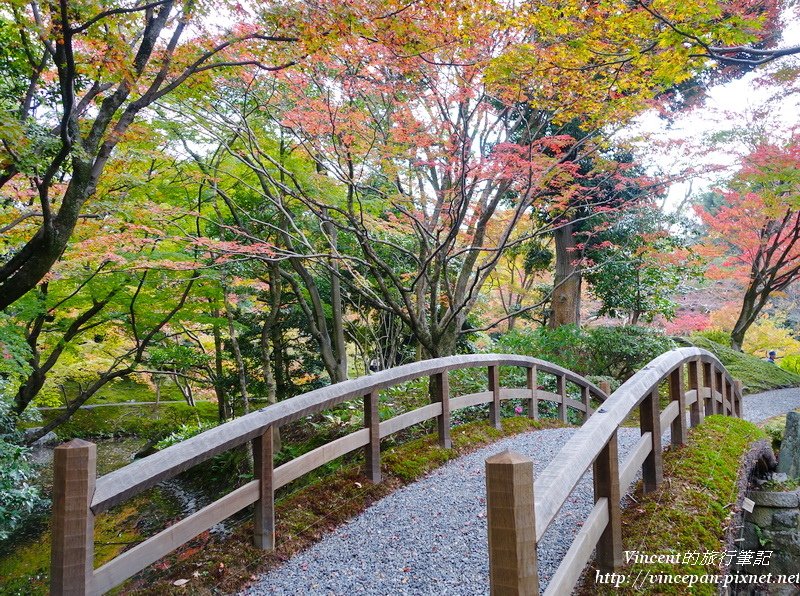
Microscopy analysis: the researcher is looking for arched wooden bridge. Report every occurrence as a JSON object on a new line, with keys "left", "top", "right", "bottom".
{"left": 50, "top": 347, "right": 741, "bottom": 594}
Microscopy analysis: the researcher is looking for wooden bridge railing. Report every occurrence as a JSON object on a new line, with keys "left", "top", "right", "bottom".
{"left": 485, "top": 347, "right": 743, "bottom": 594}
{"left": 50, "top": 353, "right": 608, "bottom": 594}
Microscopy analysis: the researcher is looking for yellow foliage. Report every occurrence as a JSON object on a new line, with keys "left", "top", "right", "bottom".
{"left": 708, "top": 304, "right": 800, "bottom": 358}
{"left": 742, "top": 318, "right": 800, "bottom": 360}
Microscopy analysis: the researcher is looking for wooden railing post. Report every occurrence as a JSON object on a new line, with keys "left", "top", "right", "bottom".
{"left": 593, "top": 430, "right": 622, "bottom": 571}
{"left": 253, "top": 425, "right": 275, "bottom": 550}
{"left": 51, "top": 439, "right": 96, "bottom": 595}
{"left": 640, "top": 388, "right": 663, "bottom": 493}
{"left": 581, "top": 385, "right": 591, "bottom": 422}
{"left": 734, "top": 379, "right": 743, "bottom": 417}
{"left": 715, "top": 370, "right": 725, "bottom": 415}
{"left": 688, "top": 359, "right": 703, "bottom": 427}
{"left": 669, "top": 366, "right": 687, "bottom": 446}
{"left": 702, "top": 362, "right": 714, "bottom": 416}
{"left": 433, "top": 373, "right": 451, "bottom": 449}
{"left": 364, "top": 390, "right": 382, "bottom": 482}
{"left": 557, "top": 374, "right": 568, "bottom": 424}
{"left": 526, "top": 366, "right": 538, "bottom": 421}
{"left": 488, "top": 365, "right": 502, "bottom": 430}
{"left": 486, "top": 450, "right": 538, "bottom": 595}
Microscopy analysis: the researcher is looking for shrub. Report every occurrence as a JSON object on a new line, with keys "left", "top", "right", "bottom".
{"left": 691, "top": 328, "right": 732, "bottom": 346}
{"left": 586, "top": 326, "right": 675, "bottom": 379}
{"left": 494, "top": 325, "right": 591, "bottom": 373}
{"left": 0, "top": 385, "right": 47, "bottom": 542}
{"left": 779, "top": 354, "right": 800, "bottom": 375}
{"left": 495, "top": 325, "right": 674, "bottom": 382}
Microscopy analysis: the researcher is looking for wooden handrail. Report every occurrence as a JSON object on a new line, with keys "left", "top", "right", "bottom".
{"left": 51, "top": 352, "right": 607, "bottom": 594}
{"left": 486, "top": 347, "right": 744, "bottom": 595}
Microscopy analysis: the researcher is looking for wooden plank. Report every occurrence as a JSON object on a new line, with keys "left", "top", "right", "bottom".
{"left": 449, "top": 391, "right": 493, "bottom": 411}
{"left": 93, "top": 481, "right": 259, "bottom": 594}
{"left": 527, "top": 366, "right": 538, "bottom": 420}
{"left": 364, "top": 391, "right": 381, "bottom": 483}
{"left": 91, "top": 353, "right": 609, "bottom": 513}
{"left": 433, "top": 372, "right": 451, "bottom": 449}
{"left": 273, "top": 429, "right": 370, "bottom": 489}
{"left": 51, "top": 439, "right": 96, "bottom": 596}
{"left": 594, "top": 431, "right": 622, "bottom": 571}
{"left": 557, "top": 374, "right": 567, "bottom": 423}
{"left": 486, "top": 450, "right": 538, "bottom": 595}
{"left": 543, "top": 498, "right": 609, "bottom": 596}
{"left": 618, "top": 432, "right": 652, "bottom": 493}
{"left": 253, "top": 426, "right": 274, "bottom": 550}
{"left": 670, "top": 366, "right": 687, "bottom": 445}
{"left": 660, "top": 399, "right": 680, "bottom": 431}
{"left": 640, "top": 389, "right": 662, "bottom": 493}
{"left": 378, "top": 403, "right": 442, "bottom": 439}
{"left": 488, "top": 365, "right": 501, "bottom": 430}
{"left": 685, "top": 389, "right": 698, "bottom": 407}
{"left": 500, "top": 388, "right": 563, "bottom": 405}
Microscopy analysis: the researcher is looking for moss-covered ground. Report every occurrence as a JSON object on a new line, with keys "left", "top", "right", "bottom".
{"left": 580, "top": 415, "right": 766, "bottom": 595}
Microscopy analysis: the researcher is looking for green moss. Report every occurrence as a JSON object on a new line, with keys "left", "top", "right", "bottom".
{"left": 684, "top": 336, "right": 800, "bottom": 393}
{"left": 0, "top": 488, "right": 179, "bottom": 596}
{"left": 582, "top": 416, "right": 766, "bottom": 595}
{"left": 41, "top": 400, "right": 219, "bottom": 440}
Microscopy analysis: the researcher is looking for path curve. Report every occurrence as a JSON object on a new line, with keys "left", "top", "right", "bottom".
{"left": 243, "top": 389, "right": 800, "bottom": 595}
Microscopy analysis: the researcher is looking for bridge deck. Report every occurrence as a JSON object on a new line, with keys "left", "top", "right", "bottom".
{"left": 240, "top": 390, "right": 798, "bottom": 595}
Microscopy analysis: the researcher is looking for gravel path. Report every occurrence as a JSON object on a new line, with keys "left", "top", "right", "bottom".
{"left": 243, "top": 388, "right": 800, "bottom": 596}
{"left": 741, "top": 387, "right": 800, "bottom": 423}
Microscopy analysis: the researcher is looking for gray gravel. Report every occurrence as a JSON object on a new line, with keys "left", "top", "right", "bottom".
{"left": 243, "top": 388, "right": 800, "bottom": 596}
{"left": 741, "top": 388, "right": 800, "bottom": 423}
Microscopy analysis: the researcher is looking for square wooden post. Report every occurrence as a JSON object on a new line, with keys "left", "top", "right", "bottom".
{"left": 640, "top": 388, "right": 663, "bottom": 493}
{"left": 581, "top": 385, "right": 591, "bottom": 422}
{"left": 433, "top": 373, "right": 451, "bottom": 449}
{"left": 669, "top": 366, "right": 687, "bottom": 446}
{"left": 488, "top": 365, "right": 502, "bottom": 430}
{"left": 526, "top": 366, "right": 538, "bottom": 421}
{"left": 593, "top": 430, "right": 622, "bottom": 571}
{"left": 715, "top": 370, "right": 726, "bottom": 415}
{"left": 688, "top": 359, "right": 703, "bottom": 427}
{"left": 253, "top": 425, "right": 275, "bottom": 550}
{"left": 734, "top": 380, "right": 743, "bottom": 417}
{"left": 702, "top": 362, "right": 715, "bottom": 416}
{"left": 51, "top": 439, "right": 96, "bottom": 595}
{"left": 485, "top": 450, "right": 538, "bottom": 595}
{"left": 364, "top": 390, "right": 382, "bottom": 482}
{"left": 557, "top": 375, "right": 567, "bottom": 424}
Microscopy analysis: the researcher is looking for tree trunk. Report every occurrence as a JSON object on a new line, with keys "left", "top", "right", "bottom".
{"left": 224, "top": 295, "right": 250, "bottom": 416}
{"left": 323, "top": 217, "right": 348, "bottom": 382}
{"left": 211, "top": 308, "right": 228, "bottom": 422}
{"left": 549, "top": 222, "right": 582, "bottom": 329}
{"left": 731, "top": 286, "right": 761, "bottom": 352}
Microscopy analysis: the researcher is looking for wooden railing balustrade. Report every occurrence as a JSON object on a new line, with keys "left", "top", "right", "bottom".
{"left": 485, "top": 347, "right": 744, "bottom": 595}
{"left": 50, "top": 354, "right": 608, "bottom": 595}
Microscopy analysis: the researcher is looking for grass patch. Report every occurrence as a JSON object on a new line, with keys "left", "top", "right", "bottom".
{"left": 683, "top": 336, "right": 800, "bottom": 394}
{"left": 580, "top": 415, "right": 766, "bottom": 595}
{"left": 103, "top": 416, "right": 561, "bottom": 595}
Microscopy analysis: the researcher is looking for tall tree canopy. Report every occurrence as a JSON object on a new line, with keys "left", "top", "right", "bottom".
{"left": 696, "top": 137, "right": 800, "bottom": 351}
